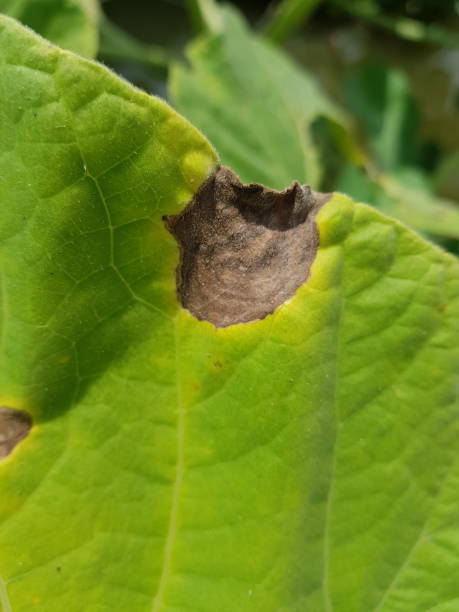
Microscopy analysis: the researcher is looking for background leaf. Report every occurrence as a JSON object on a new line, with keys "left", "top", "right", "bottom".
{"left": 435, "top": 150, "right": 459, "bottom": 202}
{"left": 0, "top": 0, "right": 99, "bottom": 57}
{"left": 170, "top": 6, "right": 459, "bottom": 244}
{"left": 330, "top": 0, "right": 459, "bottom": 48}
{"left": 344, "top": 63, "right": 419, "bottom": 171}
{"left": 338, "top": 164, "right": 459, "bottom": 239}
{"left": 97, "top": 14, "right": 169, "bottom": 73}
{"left": 340, "top": 63, "right": 459, "bottom": 240}
{"left": 262, "top": 0, "right": 323, "bottom": 43}
{"left": 1, "top": 14, "right": 459, "bottom": 612}
{"left": 170, "top": 5, "right": 361, "bottom": 191}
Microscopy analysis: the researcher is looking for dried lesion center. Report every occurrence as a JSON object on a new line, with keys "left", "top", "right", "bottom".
{"left": 165, "top": 166, "right": 331, "bottom": 327}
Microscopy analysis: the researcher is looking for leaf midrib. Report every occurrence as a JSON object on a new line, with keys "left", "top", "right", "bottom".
{"left": 0, "top": 572, "right": 12, "bottom": 612}
{"left": 321, "top": 249, "right": 347, "bottom": 612}
{"left": 151, "top": 318, "right": 186, "bottom": 612}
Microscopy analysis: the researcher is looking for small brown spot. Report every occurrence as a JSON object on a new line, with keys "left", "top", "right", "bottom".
{"left": 214, "top": 361, "right": 223, "bottom": 368}
{"left": 0, "top": 407, "right": 33, "bottom": 458}
{"left": 165, "top": 166, "right": 331, "bottom": 327}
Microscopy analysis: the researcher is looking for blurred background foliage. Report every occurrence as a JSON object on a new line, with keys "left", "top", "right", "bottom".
{"left": 1, "top": 0, "right": 459, "bottom": 253}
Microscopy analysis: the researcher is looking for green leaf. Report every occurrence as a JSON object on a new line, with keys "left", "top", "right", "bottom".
{"left": 341, "top": 65, "right": 459, "bottom": 242}
{"left": 0, "top": 0, "right": 99, "bottom": 57}
{"left": 338, "top": 164, "right": 459, "bottom": 239}
{"left": 434, "top": 150, "right": 459, "bottom": 202}
{"left": 1, "top": 13, "right": 459, "bottom": 612}
{"left": 185, "top": 0, "right": 223, "bottom": 35}
{"left": 344, "top": 64, "right": 419, "bottom": 172}
{"left": 170, "top": 5, "right": 362, "bottom": 191}
{"left": 263, "top": 0, "right": 323, "bottom": 44}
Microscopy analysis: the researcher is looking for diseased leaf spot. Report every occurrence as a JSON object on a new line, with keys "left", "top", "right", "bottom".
{"left": 0, "top": 407, "right": 33, "bottom": 459}
{"left": 166, "top": 166, "right": 331, "bottom": 327}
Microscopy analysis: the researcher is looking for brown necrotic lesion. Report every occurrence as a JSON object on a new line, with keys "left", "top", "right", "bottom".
{"left": 165, "top": 166, "right": 331, "bottom": 327}
{"left": 0, "top": 407, "right": 33, "bottom": 459}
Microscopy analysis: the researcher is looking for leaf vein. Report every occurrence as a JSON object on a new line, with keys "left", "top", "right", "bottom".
{"left": 151, "top": 318, "right": 186, "bottom": 612}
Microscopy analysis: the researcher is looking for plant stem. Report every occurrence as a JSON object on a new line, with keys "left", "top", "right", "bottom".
{"left": 331, "top": 0, "right": 459, "bottom": 48}
{"left": 263, "top": 0, "right": 323, "bottom": 44}
{"left": 185, "top": 0, "right": 223, "bottom": 35}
